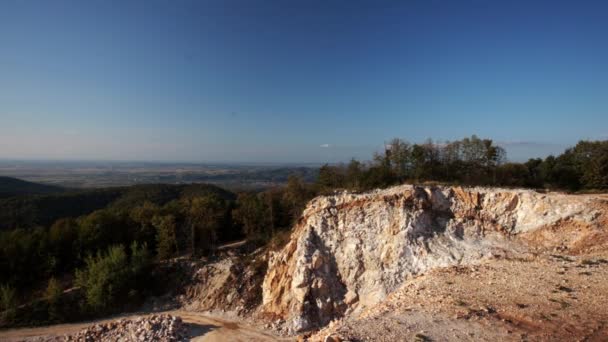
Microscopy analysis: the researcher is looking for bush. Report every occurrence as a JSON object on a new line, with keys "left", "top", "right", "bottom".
{"left": 75, "top": 242, "right": 151, "bottom": 313}
{"left": 0, "top": 284, "right": 16, "bottom": 310}
{"left": 75, "top": 245, "right": 130, "bottom": 311}
{"left": 45, "top": 277, "right": 62, "bottom": 321}
{"left": 0, "top": 284, "right": 17, "bottom": 320}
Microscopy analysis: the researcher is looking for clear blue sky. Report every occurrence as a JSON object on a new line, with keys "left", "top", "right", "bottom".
{"left": 1, "top": 0, "right": 607, "bottom": 163}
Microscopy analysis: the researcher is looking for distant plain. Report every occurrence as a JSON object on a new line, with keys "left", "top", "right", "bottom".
{"left": 0, "top": 160, "right": 319, "bottom": 190}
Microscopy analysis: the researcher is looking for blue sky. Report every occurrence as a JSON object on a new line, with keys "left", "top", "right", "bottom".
{"left": 1, "top": 0, "right": 607, "bottom": 163}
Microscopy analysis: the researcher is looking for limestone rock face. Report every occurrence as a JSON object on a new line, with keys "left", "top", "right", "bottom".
{"left": 261, "top": 185, "right": 597, "bottom": 332}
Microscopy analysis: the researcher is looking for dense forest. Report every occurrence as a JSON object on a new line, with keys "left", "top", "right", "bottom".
{"left": 0, "top": 178, "right": 314, "bottom": 327}
{"left": 1, "top": 136, "right": 607, "bottom": 327}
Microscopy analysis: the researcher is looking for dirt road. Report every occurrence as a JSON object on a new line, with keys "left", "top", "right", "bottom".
{"left": 0, "top": 310, "right": 291, "bottom": 341}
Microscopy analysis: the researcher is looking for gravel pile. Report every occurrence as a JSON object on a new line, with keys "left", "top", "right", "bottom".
{"left": 65, "top": 314, "right": 187, "bottom": 341}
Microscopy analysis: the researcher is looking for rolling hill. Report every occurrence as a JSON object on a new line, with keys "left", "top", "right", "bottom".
{"left": 0, "top": 176, "right": 65, "bottom": 198}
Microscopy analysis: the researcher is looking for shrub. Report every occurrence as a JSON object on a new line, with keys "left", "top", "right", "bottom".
{"left": 45, "top": 277, "right": 62, "bottom": 320}
{"left": 0, "top": 284, "right": 17, "bottom": 320}
{"left": 75, "top": 243, "right": 151, "bottom": 313}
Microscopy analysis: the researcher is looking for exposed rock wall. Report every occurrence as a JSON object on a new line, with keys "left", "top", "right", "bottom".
{"left": 261, "top": 185, "right": 600, "bottom": 332}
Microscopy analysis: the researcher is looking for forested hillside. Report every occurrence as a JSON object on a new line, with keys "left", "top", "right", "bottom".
{"left": 0, "top": 177, "right": 312, "bottom": 327}
{"left": 0, "top": 177, "right": 65, "bottom": 199}
{"left": 0, "top": 183, "right": 233, "bottom": 230}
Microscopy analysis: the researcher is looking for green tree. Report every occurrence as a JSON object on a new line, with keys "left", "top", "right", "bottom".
{"left": 385, "top": 138, "right": 411, "bottom": 180}
{"left": 345, "top": 159, "right": 363, "bottom": 190}
{"left": 552, "top": 150, "right": 582, "bottom": 190}
{"left": 49, "top": 218, "right": 78, "bottom": 273}
{"left": 153, "top": 215, "right": 178, "bottom": 260}
{"left": 185, "top": 195, "right": 226, "bottom": 256}
{"left": 45, "top": 277, "right": 63, "bottom": 321}
{"left": 77, "top": 210, "right": 128, "bottom": 258}
{"left": 233, "top": 193, "right": 270, "bottom": 242}
{"left": 0, "top": 283, "right": 16, "bottom": 310}
{"left": 572, "top": 141, "right": 608, "bottom": 189}
{"left": 282, "top": 175, "right": 312, "bottom": 223}
{"left": 75, "top": 242, "right": 150, "bottom": 313}
{"left": 130, "top": 202, "right": 161, "bottom": 249}
{"left": 410, "top": 144, "right": 427, "bottom": 180}
{"left": 75, "top": 245, "right": 130, "bottom": 312}
{"left": 317, "top": 164, "right": 344, "bottom": 190}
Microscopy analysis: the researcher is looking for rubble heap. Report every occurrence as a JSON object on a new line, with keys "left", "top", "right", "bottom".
{"left": 66, "top": 314, "right": 186, "bottom": 342}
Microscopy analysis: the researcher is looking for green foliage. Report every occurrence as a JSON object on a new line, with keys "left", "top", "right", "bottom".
{"left": 233, "top": 192, "right": 271, "bottom": 242}
{"left": 0, "top": 183, "right": 234, "bottom": 231}
{"left": 0, "top": 188, "right": 124, "bottom": 230}
{"left": 345, "top": 159, "right": 364, "bottom": 190}
{"left": 130, "top": 202, "right": 161, "bottom": 252}
{"left": 0, "top": 227, "right": 52, "bottom": 287}
{"left": 282, "top": 176, "right": 314, "bottom": 221}
{"left": 233, "top": 175, "right": 314, "bottom": 245}
{"left": 75, "top": 245, "right": 129, "bottom": 311}
{"left": 45, "top": 278, "right": 62, "bottom": 305}
{"left": 154, "top": 215, "right": 178, "bottom": 260}
{"left": 49, "top": 218, "right": 78, "bottom": 273}
{"left": 571, "top": 141, "right": 608, "bottom": 189}
{"left": 496, "top": 163, "right": 530, "bottom": 187}
{"left": 184, "top": 195, "right": 227, "bottom": 256}
{"left": 0, "top": 283, "right": 16, "bottom": 312}
{"left": 45, "top": 277, "right": 62, "bottom": 321}
{"left": 75, "top": 242, "right": 150, "bottom": 313}
{"left": 317, "top": 164, "right": 345, "bottom": 190}
{"left": 76, "top": 209, "right": 130, "bottom": 257}
{"left": 313, "top": 136, "right": 608, "bottom": 192}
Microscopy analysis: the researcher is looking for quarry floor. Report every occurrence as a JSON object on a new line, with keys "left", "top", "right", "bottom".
{"left": 0, "top": 310, "right": 292, "bottom": 342}
{"left": 312, "top": 250, "right": 608, "bottom": 342}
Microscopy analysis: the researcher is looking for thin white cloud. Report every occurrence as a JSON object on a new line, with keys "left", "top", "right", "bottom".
{"left": 320, "top": 144, "right": 330, "bottom": 148}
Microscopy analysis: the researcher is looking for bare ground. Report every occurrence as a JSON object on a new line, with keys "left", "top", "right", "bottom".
{"left": 0, "top": 310, "right": 292, "bottom": 342}
{"left": 312, "top": 251, "right": 608, "bottom": 341}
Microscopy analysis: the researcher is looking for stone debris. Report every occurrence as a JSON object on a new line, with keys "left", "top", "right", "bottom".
{"left": 64, "top": 314, "right": 186, "bottom": 342}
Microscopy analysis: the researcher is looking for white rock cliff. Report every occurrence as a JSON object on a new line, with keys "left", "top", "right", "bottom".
{"left": 261, "top": 185, "right": 599, "bottom": 332}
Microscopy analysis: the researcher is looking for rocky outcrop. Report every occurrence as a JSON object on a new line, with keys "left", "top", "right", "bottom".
{"left": 261, "top": 185, "right": 601, "bottom": 332}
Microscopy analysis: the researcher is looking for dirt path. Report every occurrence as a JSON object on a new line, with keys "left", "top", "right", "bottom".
{"left": 0, "top": 310, "right": 291, "bottom": 341}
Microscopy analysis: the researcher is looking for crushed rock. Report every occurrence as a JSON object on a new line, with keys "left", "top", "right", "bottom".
{"left": 64, "top": 314, "right": 186, "bottom": 342}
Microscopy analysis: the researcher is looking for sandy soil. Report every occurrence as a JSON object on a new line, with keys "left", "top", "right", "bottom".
{"left": 0, "top": 310, "right": 292, "bottom": 342}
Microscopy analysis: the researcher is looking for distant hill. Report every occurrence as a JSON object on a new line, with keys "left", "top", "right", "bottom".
{"left": 0, "top": 176, "right": 65, "bottom": 198}
{"left": 0, "top": 183, "right": 235, "bottom": 230}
